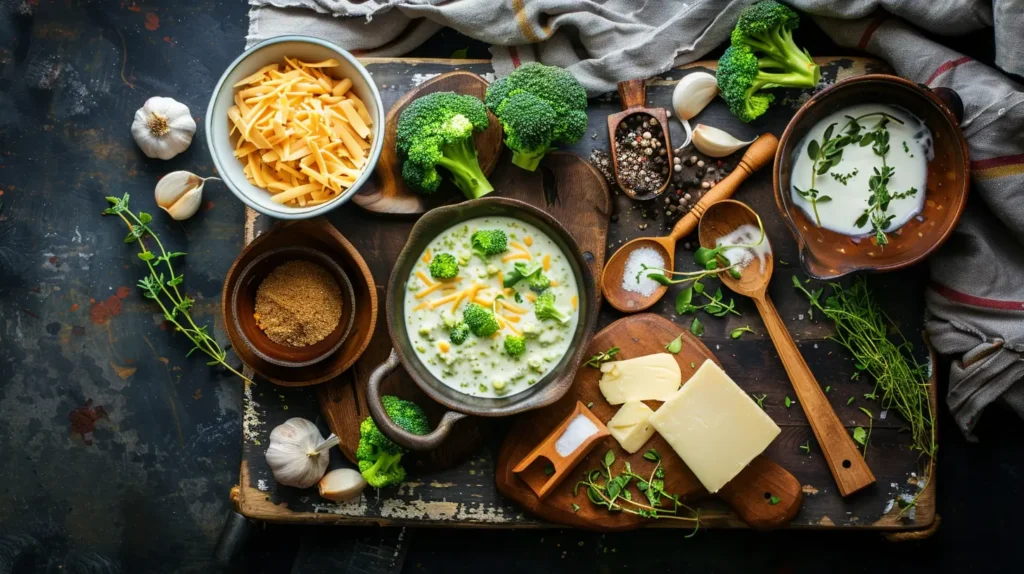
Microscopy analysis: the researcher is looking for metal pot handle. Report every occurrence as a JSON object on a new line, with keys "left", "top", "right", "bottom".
{"left": 366, "top": 348, "right": 468, "bottom": 451}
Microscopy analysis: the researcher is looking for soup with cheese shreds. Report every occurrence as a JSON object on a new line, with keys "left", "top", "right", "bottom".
{"left": 404, "top": 216, "right": 580, "bottom": 399}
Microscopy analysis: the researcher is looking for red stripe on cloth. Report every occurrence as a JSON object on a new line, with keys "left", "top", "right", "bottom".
{"left": 930, "top": 281, "right": 1024, "bottom": 311}
{"left": 509, "top": 46, "right": 521, "bottom": 69}
{"left": 857, "top": 14, "right": 888, "bottom": 50}
{"left": 971, "top": 154, "right": 1024, "bottom": 170}
{"left": 924, "top": 56, "right": 972, "bottom": 86}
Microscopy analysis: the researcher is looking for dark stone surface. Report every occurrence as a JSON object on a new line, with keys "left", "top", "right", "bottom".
{"left": 0, "top": 1, "right": 1020, "bottom": 573}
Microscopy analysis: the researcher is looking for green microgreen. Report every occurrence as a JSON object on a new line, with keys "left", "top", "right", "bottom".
{"left": 665, "top": 334, "right": 684, "bottom": 354}
{"left": 751, "top": 393, "right": 767, "bottom": 409}
{"left": 586, "top": 347, "right": 620, "bottom": 368}
{"left": 730, "top": 326, "right": 754, "bottom": 339}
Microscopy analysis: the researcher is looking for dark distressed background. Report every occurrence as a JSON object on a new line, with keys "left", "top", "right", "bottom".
{"left": 0, "top": 1, "right": 1020, "bottom": 573}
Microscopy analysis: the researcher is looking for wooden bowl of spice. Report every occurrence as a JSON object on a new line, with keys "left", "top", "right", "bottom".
{"left": 231, "top": 246, "right": 356, "bottom": 367}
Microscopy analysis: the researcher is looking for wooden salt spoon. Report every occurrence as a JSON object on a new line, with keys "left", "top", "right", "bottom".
{"left": 698, "top": 200, "right": 876, "bottom": 497}
{"left": 602, "top": 133, "right": 778, "bottom": 313}
{"left": 606, "top": 79, "right": 674, "bottom": 200}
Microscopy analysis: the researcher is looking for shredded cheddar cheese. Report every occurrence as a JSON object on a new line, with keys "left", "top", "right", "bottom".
{"left": 502, "top": 252, "right": 532, "bottom": 263}
{"left": 524, "top": 236, "right": 533, "bottom": 247}
{"left": 542, "top": 254, "right": 551, "bottom": 271}
{"left": 571, "top": 295, "right": 578, "bottom": 310}
{"left": 438, "top": 341, "right": 450, "bottom": 353}
{"left": 416, "top": 271, "right": 436, "bottom": 287}
{"left": 422, "top": 249, "right": 432, "bottom": 264}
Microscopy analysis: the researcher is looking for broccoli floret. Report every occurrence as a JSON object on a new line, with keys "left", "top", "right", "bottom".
{"left": 717, "top": 1, "right": 820, "bottom": 123}
{"left": 502, "top": 260, "right": 542, "bottom": 288}
{"left": 440, "top": 309, "right": 458, "bottom": 330}
{"left": 471, "top": 229, "right": 508, "bottom": 259}
{"left": 429, "top": 253, "right": 460, "bottom": 280}
{"left": 449, "top": 322, "right": 471, "bottom": 345}
{"left": 356, "top": 397, "right": 429, "bottom": 489}
{"left": 504, "top": 335, "right": 527, "bottom": 357}
{"left": 485, "top": 63, "right": 589, "bottom": 171}
{"left": 534, "top": 291, "right": 571, "bottom": 324}
{"left": 463, "top": 303, "right": 500, "bottom": 337}
{"left": 396, "top": 91, "right": 494, "bottom": 198}
{"left": 527, "top": 356, "right": 544, "bottom": 372}
{"left": 527, "top": 271, "right": 551, "bottom": 293}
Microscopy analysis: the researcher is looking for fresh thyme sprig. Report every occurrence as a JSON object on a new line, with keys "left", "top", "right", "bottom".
{"left": 853, "top": 119, "right": 919, "bottom": 246}
{"left": 585, "top": 347, "right": 620, "bottom": 368}
{"left": 102, "top": 193, "right": 250, "bottom": 384}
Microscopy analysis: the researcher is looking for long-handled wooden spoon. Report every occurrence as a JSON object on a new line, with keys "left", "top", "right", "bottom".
{"left": 698, "top": 199, "right": 875, "bottom": 497}
{"left": 601, "top": 133, "right": 778, "bottom": 313}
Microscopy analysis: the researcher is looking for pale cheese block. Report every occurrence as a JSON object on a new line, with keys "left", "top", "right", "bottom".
{"left": 607, "top": 401, "right": 656, "bottom": 454}
{"left": 649, "top": 360, "right": 781, "bottom": 493}
{"left": 598, "top": 353, "right": 681, "bottom": 405}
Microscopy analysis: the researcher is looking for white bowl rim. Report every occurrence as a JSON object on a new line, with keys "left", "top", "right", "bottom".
{"left": 205, "top": 35, "right": 385, "bottom": 220}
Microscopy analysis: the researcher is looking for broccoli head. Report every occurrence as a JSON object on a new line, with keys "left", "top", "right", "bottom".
{"left": 534, "top": 291, "right": 572, "bottom": 324}
{"left": 449, "top": 322, "right": 471, "bottom": 345}
{"left": 485, "top": 63, "right": 588, "bottom": 171}
{"left": 463, "top": 303, "right": 500, "bottom": 337}
{"left": 527, "top": 271, "right": 551, "bottom": 293}
{"left": 502, "top": 260, "right": 543, "bottom": 288}
{"left": 356, "top": 396, "right": 430, "bottom": 489}
{"left": 471, "top": 229, "right": 508, "bottom": 258}
{"left": 504, "top": 335, "right": 527, "bottom": 358}
{"left": 429, "top": 253, "right": 460, "bottom": 280}
{"left": 717, "top": 0, "right": 820, "bottom": 123}
{"left": 396, "top": 91, "right": 494, "bottom": 198}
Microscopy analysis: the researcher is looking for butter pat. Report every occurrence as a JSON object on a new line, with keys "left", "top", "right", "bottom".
{"left": 599, "top": 353, "right": 681, "bottom": 405}
{"left": 649, "top": 361, "right": 780, "bottom": 493}
{"left": 607, "top": 401, "right": 656, "bottom": 454}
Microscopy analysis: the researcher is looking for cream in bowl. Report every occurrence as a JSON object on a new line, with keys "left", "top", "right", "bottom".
{"left": 403, "top": 216, "right": 580, "bottom": 399}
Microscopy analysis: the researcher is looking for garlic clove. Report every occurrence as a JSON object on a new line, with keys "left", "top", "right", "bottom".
{"left": 266, "top": 418, "right": 340, "bottom": 489}
{"left": 155, "top": 171, "right": 219, "bottom": 220}
{"left": 672, "top": 72, "right": 718, "bottom": 121}
{"left": 319, "top": 468, "right": 367, "bottom": 502}
{"left": 691, "top": 124, "right": 754, "bottom": 158}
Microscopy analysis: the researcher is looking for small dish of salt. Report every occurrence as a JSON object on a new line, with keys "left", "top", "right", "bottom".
{"left": 621, "top": 246, "right": 665, "bottom": 297}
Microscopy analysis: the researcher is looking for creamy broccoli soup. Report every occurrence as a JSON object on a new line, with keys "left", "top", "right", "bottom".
{"left": 404, "top": 216, "right": 580, "bottom": 399}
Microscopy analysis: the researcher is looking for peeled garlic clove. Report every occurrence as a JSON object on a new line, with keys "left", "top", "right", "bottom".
{"left": 672, "top": 72, "right": 718, "bottom": 121}
{"left": 692, "top": 124, "right": 754, "bottom": 158}
{"left": 155, "top": 171, "right": 217, "bottom": 220}
{"left": 319, "top": 468, "right": 367, "bottom": 502}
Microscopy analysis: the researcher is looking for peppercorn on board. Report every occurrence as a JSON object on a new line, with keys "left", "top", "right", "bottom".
{"left": 237, "top": 57, "right": 938, "bottom": 533}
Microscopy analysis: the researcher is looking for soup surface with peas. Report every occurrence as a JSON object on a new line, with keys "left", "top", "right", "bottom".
{"left": 403, "top": 216, "right": 580, "bottom": 399}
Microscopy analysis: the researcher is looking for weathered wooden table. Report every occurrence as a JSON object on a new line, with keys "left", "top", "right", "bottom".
{"left": 235, "top": 57, "right": 936, "bottom": 532}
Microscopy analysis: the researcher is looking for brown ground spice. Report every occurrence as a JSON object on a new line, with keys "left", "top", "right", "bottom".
{"left": 254, "top": 260, "right": 342, "bottom": 347}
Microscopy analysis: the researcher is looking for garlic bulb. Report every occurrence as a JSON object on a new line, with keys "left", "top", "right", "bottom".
{"left": 131, "top": 97, "right": 196, "bottom": 160}
{"left": 319, "top": 468, "right": 367, "bottom": 502}
{"left": 692, "top": 124, "right": 754, "bottom": 157}
{"left": 155, "top": 171, "right": 218, "bottom": 220}
{"left": 672, "top": 72, "right": 718, "bottom": 121}
{"left": 265, "top": 418, "right": 340, "bottom": 489}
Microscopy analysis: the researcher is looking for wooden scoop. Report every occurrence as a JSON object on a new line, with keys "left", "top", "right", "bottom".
{"left": 607, "top": 79, "right": 674, "bottom": 200}
{"left": 698, "top": 200, "right": 876, "bottom": 498}
{"left": 601, "top": 134, "right": 778, "bottom": 313}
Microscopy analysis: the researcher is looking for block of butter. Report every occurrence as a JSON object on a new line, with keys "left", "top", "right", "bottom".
{"left": 599, "top": 353, "right": 681, "bottom": 405}
{"left": 649, "top": 360, "right": 781, "bottom": 493}
{"left": 607, "top": 401, "right": 656, "bottom": 454}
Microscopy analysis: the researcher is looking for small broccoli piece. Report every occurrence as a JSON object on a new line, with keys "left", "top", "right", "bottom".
{"left": 504, "top": 335, "right": 527, "bottom": 357}
{"left": 449, "top": 322, "right": 471, "bottom": 345}
{"left": 471, "top": 229, "right": 508, "bottom": 259}
{"left": 527, "top": 356, "right": 544, "bottom": 373}
{"left": 440, "top": 309, "right": 458, "bottom": 330}
{"left": 396, "top": 91, "right": 494, "bottom": 198}
{"left": 502, "top": 260, "right": 543, "bottom": 288}
{"left": 429, "top": 253, "right": 460, "bottom": 279}
{"left": 527, "top": 271, "right": 551, "bottom": 292}
{"left": 521, "top": 322, "right": 540, "bottom": 338}
{"left": 463, "top": 303, "right": 500, "bottom": 337}
{"left": 485, "top": 63, "right": 589, "bottom": 171}
{"left": 717, "top": 1, "right": 820, "bottom": 123}
{"left": 534, "top": 291, "right": 572, "bottom": 324}
{"left": 538, "top": 330, "right": 561, "bottom": 347}
{"left": 486, "top": 264, "right": 500, "bottom": 276}
{"left": 492, "top": 378, "right": 508, "bottom": 395}
{"left": 356, "top": 397, "right": 429, "bottom": 489}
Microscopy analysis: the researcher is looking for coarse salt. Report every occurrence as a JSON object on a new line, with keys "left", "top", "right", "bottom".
{"left": 555, "top": 414, "right": 598, "bottom": 457}
{"left": 621, "top": 246, "right": 665, "bottom": 297}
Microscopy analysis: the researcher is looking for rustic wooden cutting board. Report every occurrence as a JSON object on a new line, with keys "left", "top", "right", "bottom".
{"left": 320, "top": 150, "right": 612, "bottom": 470}
{"left": 495, "top": 314, "right": 803, "bottom": 531}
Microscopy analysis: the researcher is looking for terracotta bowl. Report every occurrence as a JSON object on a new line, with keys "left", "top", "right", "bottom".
{"left": 221, "top": 218, "right": 377, "bottom": 386}
{"left": 774, "top": 74, "right": 969, "bottom": 279}
{"left": 365, "top": 197, "right": 600, "bottom": 451}
{"left": 231, "top": 246, "right": 356, "bottom": 368}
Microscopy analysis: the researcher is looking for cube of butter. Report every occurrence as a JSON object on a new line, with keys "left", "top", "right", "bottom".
{"left": 607, "top": 401, "right": 656, "bottom": 454}
{"left": 599, "top": 353, "right": 681, "bottom": 405}
{"left": 649, "top": 360, "right": 781, "bottom": 493}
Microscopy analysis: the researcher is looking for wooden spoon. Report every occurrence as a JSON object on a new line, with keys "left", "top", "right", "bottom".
{"left": 698, "top": 200, "right": 876, "bottom": 498}
{"left": 606, "top": 79, "right": 674, "bottom": 201}
{"left": 601, "top": 134, "right": 778, "bottom": 313}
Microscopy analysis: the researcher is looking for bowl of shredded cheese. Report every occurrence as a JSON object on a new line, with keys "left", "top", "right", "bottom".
{"left": 207, "top": 36, "right": 384, "bottom": 219}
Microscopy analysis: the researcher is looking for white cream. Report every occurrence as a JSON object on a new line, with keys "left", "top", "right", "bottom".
{"left": 715, "top": 224, "right": 771, "bottom": 274}
{"left": 790, "top": 104, "right": 931, "bottom": 237}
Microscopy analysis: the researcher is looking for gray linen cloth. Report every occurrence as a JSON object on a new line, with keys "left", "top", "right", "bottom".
{"left": 246, "top": 1, "right": 1024, "bottom": 439}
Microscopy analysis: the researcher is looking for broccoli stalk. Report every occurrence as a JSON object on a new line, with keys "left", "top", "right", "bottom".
{"left": 534, "top": 291, "right": 572, "bottom": 324}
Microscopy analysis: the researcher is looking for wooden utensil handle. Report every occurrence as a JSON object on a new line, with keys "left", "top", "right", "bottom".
{"left": 617, "top": 79, "right": 647, "bottom": 110}
{"left": 717, "top": 455, "right": 803, "bottom": 529}
{"left": 753, "top": 295, "right": 876, "bottom": 497}
{"left": 668, "top": 133, "right": 779, "bottom": 242}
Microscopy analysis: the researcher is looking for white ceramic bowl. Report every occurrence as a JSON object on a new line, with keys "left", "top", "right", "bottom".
{"left": 206, "top": 36, "right": 384, "bottom": 219}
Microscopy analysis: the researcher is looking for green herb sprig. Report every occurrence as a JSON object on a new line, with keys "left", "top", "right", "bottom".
{"left": 676, "top": 283, "right": 740, "bottom": 318}
{"left": 586, "top": 347, "right": 620, "bottom": 368}
{"left": 103, "top": 194, "right": 250, "bottom": 383}
{"left": 853, "top": 119, "right": 919, "bottom": 246}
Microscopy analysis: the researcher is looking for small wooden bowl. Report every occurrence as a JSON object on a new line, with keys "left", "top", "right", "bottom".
{"left": 774, "top": 75, "right": 969, "bottom": 279}
{"left": 221, "top": 218, "right": 377, "bottom": 386}
{"left": 231, "top": 246, "right": 356, "bottom": 368}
